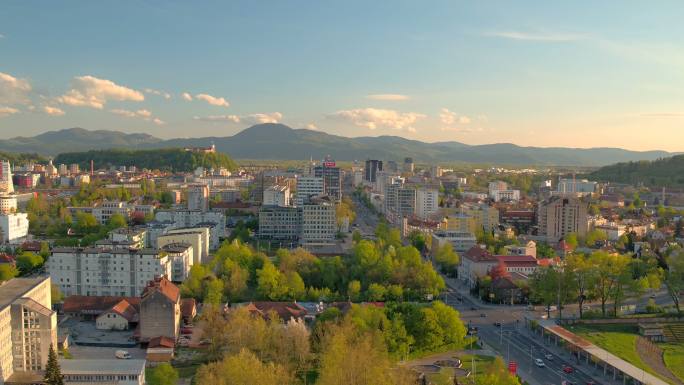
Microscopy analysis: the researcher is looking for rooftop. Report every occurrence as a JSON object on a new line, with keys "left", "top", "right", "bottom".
{"left": 0, "top": 276, "right": 49, "bottom": 311}
{"left": 59, "top": 359, "right": 146, "bottom": 375}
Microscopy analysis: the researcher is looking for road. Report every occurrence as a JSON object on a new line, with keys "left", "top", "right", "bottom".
{"left": 350, "top": 192, "right": 379, "bottom": 238}
{"left": 445, "top": 285, "right": 611, "bottom": 385}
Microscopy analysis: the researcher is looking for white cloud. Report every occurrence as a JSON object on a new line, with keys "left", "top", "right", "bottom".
{"left": 440, "top": 108, "right": 472, "bottom": 125}
{"left": 0, "top": 106, "right": 19, "bottom": 117}
{"left": 43, "top": 106, "right": 65, "bottom": 116}
{"left": 195, "top": 93, "right": 230, "bottom": 107}
{"left": 111, "top": 108, "right": 162, "bottom": 125}
{"left": 57, "top": 75, "right": 144, "bottom": 109}
{"left": 306, "top": 123, "right": 318, "bottom": 130}
{"left": 365, "top": 94, "right": 410, "bottom": 101}
{"left": 0, "top": 72, "right": 32, "bottom": 105}
{"left": 484, "top": 31, "right": 585, "bottom": 42}
{"left": 193, "top": 115, "right": 241, "bottom": 123}
{"left": 193, "top": 112, "right": 282, "bottom": 124}
{"left": 330, "top": 108, "right": 425, "bottom": 130}
{"left": 144, "top": 88, "right": 171, "bottom": 99}
{"left": 181, "top": 92, "right": 193, "bottom": 101}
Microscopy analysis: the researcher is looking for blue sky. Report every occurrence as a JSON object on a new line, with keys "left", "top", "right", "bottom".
{"left": 1, "top": 1, "right": 684, "bottom": 151}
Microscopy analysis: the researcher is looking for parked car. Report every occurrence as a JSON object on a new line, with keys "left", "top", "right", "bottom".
{"left": 493, "top": 322, "right": 502, "bottom": 327}
{"left": 562, "top": 365, "right": 574, "bottom": 373}
{"left": 544, "top": 353, "right": 553, "bottom": 360}
{"left": 534, "top": 358, "right": 545, "bottom": 367}
{"left": 480, "top": 313, "right": 487, "bottom": 318}
{"left": 115, "top": 350, "right": 131, "bottom": 359}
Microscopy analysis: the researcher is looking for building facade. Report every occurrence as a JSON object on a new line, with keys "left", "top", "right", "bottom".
{"left": 364, "top": 159, "right": 383, "bottom": 183}
{"left": 415, "top": 187, "right": 438, "bottom": 219}
{"left": 313, "top": 163, "right": 341, "bottom": 202}
{"left": 187, "top": 183, "right": 210, "bottom": 211}
{"left": 263, "top": 185, "right": 291, "bottom": 206}
{"left": 537, "top": 196, "right": 588, "bottom": 242}
{"left": 0, "top": 213, "right": 29, "bottom": 244}
{"left": 295, "top": 176, "right": 324, "bottom": 205}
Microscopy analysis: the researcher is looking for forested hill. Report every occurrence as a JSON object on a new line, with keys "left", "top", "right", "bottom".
{"left": 0, "top": 151, "right": 46, "bottom": 165}
{"left": 588, "top": 154, "right": 684, "bottom": 186}
{"left": 54, "top": 148, "right": 237, "bottom": 172}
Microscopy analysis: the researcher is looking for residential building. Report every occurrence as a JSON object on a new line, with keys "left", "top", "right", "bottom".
{"left": 488, "top": 181, "right": 520, "bottom": 202}
{"left": 458, "top": 246, "right": 499, "bottom": 288}
{"left": 0, "top": 276, "right": 57, "bottom": 382}
{"left": 108, "top": 228, "right": 147, "bottom": 248}
{"left": 187, "top": 183, "right": 210, "bottom": 211}
{"left": 397, "top": 186, "right": 416, "bottom": 218}
{"left": 313, "top": 160, "right": 341, "bottom": 202}
{"left": 0, "top": 213, "right": 29, "bottom": 244}
{"left": 431, "top": 231, "right": 477, "bottom": 254}
{"left": 157, "top": 228, "right": 207, "bottom": 264}
{"left": 415, "top": 187, "right": 439, "bottom": 219}
{"left": 0, "top": 195, "right": 17, "bottom": 215}
{"left": 154, "top": 209, "right": 225, "bottom": 250}
{"left": 504, "top": 240, "right": 537, "bottom": 258}
{"left": 300, "top": 199, "right": 336, "bottom": 245}
{"left": 160, "top": 243, "right": 193, "bottom": 283}
{"left": 295, "top": 176, "right": 324, "bottom": 205}
{"left": 0, "top": 161, "right": 13, "bottom": 194}
{"left": 556, "top": 178, "right": 598, "bottom": 196}
{"left": 403, "top": 157, "right": 414, "bottom": 173}
{"left": 498, "top": 255, "right": 538, "bottom": 275}
{"left": 48, "top": 247, "right": 173, "bottom": 297}
{"left": 95, "top": 299, "right": 138, "bottom": 330}
{"left": 139, "top": 276, "right": 181, "bottom": 342}
{"left": 59, "top": 359, "right": 146, "bottom": 385}
{"left": 263, "top": 185, "right": 291, "bottom": 206}
{"left": 537, "top": 196, "right": 589, "bottom": 242}
{"left": 364, "top": 159, "right": 383, "bottom": 183}
{"left": 69, "top": 163, "right": 80, "bottom": 174}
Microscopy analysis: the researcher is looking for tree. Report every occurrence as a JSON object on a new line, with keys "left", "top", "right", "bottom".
{"left": 106, "top": 213, "right": 128, "bottom": 230}
{"left": 564, "top": 233, "right": 579, "bottom": 250}
{"left": 367, "top": 283, "right": 387, "bottom": 301}
{"left": 195, "top": 349, "right": 292, "bottom": 385}
{"left": 352, "top": 229, "right": 362, "bottom": 244}
{"left": 16, "top": 252, "right": 44, "bottom": 275}
{"left": 591, "top": 252, "right": 631, "bottom": 317}
{"left": 408, "top": 230, "right": 427, "bottom": 253}
{"left": 664, "top": 252, "right": 684, "bottom": 314}
{"left": 204, "top": 277, "right": 224, "bottom": 305}
{"left": 256, "top": 262, "right": 288, "bottom": 300}
{"left": 435, "top": 243, "right": 459, "bottom": 277}
{"left": 565, "top": 254, "right": 597, "bottom": 319}
{"left": 347, "top": 280, "right": 361, "bottom": 302}
{"left": 475, "top": 356, "right": 521, "bottom": 385}
{"left": 51, "top": 284, "right": 64, "bottom": 305}
{"left": 74, "top": 212, "right": 98, "bottom": 233}
{"left": 0, "top": 264, "right": 18, "bottom": 282}
{"left": 147, "top": 363, "right": 178, "bottom": 385}
{"left": 44, "top": 344, "right": 64, "bottom": 385}
{"left": 585, "top": 229, "right": 607, "bottom": 247}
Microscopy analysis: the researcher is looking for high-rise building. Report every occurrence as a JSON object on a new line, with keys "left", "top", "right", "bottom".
{"left": 300, "top": 199, "right": 336, "bottom": 245}
{"left": 295, "top": 176, "right": 324, "bottom": 205}
{"left": 187, "top": 183, "right": 210, "bottom": 211}
{"left": 0, "top": 195, "right": 17, "bottom": 215}
{"left": 263, "top": 185, "right": 291, "bottom": 206}
{"left": 69, "top": 163, "right": 80, "bottom": 174}
{"left": 58, "top": 164, "right": 68, "bottom": 176}
{"left": 403, "top": 157, "right": 414, "bottom": 173}
{"left": 0, "top": 276, "right": 57, "bottom": 382}
{"left": 314, "top": 158, "right": 341, "bottom": 202}
{"left": 0, "top": 212, "right": 29, "bottom": 244}
{"left": 364, "top": 159, "right": 383, "bottom": 183}
{"left": 415, "top": 187, "right": 439, "bottom": 219}
{"left": 537, "top": 196, "right": 588, "bottom": 242}
{"left": 0, "top": 160, "right": 13, "bottom": 194}
{"left": 397, "top": 186, "right": 416, "bottom": 218}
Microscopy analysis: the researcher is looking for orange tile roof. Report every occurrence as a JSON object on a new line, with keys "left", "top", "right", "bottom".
{"left": 142, "top": 276, "right": 180, "bottom": 303}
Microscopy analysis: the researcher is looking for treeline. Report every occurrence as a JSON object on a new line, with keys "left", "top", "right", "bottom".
{"left": 0, "top": 151, "right": 46, "bottom": 165}
{"left": 181, "top": 225, "right": 445, "bottom": 304}
{"left": 589, "top": 154, "right": 684, "bottom": 187}
{"left": 196, "top": 300, "right": 473, "bottom": 385}
{"left": 53, "top": 148, "right": 237, "bottom": 172}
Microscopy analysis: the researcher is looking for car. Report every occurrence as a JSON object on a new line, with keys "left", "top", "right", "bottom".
{"left": 470, "top": 307, "right": 477, "bottom": 311}
{"left": 562, "top": 381, "right": 578, "bottom": 385}
{"left": 493, "top": 322, "right": 502, "bottom": 327}
{"left": 650, "top": 293, "right": 657, "bottom": 299}
{"left": 534, "top": 358, "right": 545, "bottom": 367}
{"left": 115, "top": 350, "right": 131, "bottom": 359}
{"left": 544, "top": 353, "right": 553, "bottom": 360}
{"left": 562, "top": 365, "right": 574, "bottom": 373}
{"left": 480, "top": 313, "right": 487, "bottom": 317}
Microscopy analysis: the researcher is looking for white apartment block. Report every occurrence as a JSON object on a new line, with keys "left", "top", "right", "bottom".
{"left": 263, "top": 185, "right": 291, "bottom": 206}
{"left": 160, "top": 243, "right": 193, "bottom": 283}
{"left": 415, "top": 187, "right": 439, "bottom": 219}
{"left": 491, "top": 189, "right": 520, "bottom": 202}
{"left": 0, "top": 213, "right": 29, "bottom": 244}
{"left": 158, "top": 228, "right": 207, "bottom": 265}
{"left": 556, "top": 178, "right": 598, "bottom": 196}
{"left": 48, "top": 247, "right": 173, "bottom": 297}
{"left": 0, "top": 276, "right": 57, "bottom": 383}
{"left": 0, "top": 195, "right": 17, "bottom": 215}
{"left": 187, "top": 183, "right": 210, "bottom": 211}
{"left": 431, "top": 231, "right": 477, "bottom": 253}
{"left": 0, "top": 161, "right": 13, "bottom": 194}
{"left": 300, "top": 201, "right": 336, "bottom": 245}
{"left": 295, "top": 176, "right": 324, "bottom": 205}
{"left": 154, "top": 210, "right": 225, "bottom": 250}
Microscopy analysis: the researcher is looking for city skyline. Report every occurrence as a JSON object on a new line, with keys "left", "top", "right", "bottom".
{"left": 2, "top": 1, "right": 684, "bottom": 151}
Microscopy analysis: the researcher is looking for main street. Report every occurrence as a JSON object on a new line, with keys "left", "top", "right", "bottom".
{"left": 444, "top": 284, "right": 612, "bottom": 385}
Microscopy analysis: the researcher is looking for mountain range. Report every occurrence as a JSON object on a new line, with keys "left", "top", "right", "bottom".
{"left": 0, "top": 124, "right": 677, "bottom": 167}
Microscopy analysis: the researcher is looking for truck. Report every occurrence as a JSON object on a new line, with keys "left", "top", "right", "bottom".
{"left": 115, "top": 350, "right": 131, "bottom": 359}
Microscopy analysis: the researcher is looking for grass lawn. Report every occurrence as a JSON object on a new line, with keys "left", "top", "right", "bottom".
{"left": 566, "top": 324, "right": 658, "bottom": 378}
{"left": 661, "top": 343, "right": 684, "bottom": 382}
{"left": 459, "top": 354, "right": 496, "bottom": 375}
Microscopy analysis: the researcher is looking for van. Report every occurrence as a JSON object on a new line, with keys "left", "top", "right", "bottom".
{"left": 115, "top": 350, "right": 131, "bottom": 359}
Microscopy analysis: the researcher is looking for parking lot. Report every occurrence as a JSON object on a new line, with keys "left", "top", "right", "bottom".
{"left": 61, "top": 318, "right": 136, "bottom": 347}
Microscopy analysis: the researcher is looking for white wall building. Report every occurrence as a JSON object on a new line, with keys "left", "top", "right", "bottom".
{"left": 48, "top": 247, "right": 173, "bottom": 297}
{"left": 415, "top": 187, "right": 439, "bottom": 219}
{"left": 0, "top": 160, "right": 13, "bottom": 194}
{"left": 263, "top": 185, "right": 291, "bottom": 206}
{"left": 157, "top": 228, "right": 208, "bottom": 265}
{"left": 59, "top": 359, "right": 146, "bottom": 385}
{"left": 0, "top": 276, "right": 57, "bottom": 382}
{"left": 431, "top": 231, "right": 477, "bottom": 253}
{"left": 300, "top": 200, "right": 337, "bottom": 245}
{"left": 295, "top": 176, "right": 324, "bottom": 205}
{"left": 154, "top": 210, "right": 225, "bottom": 250}
{"left": 0, "top": 195, "right": 17, "bottom": 215}
{"left": 0, "top": 213, "right": 29, "bottom": 244}
{"left": 187, "top": 183, "right": 210, "bottom": 211}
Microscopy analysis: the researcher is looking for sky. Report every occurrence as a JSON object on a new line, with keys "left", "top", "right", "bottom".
{"left": 1, "top": 1, "right": 684, "bottom": 151}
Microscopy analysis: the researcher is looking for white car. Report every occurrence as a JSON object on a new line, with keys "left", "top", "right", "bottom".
{"left": 534, "top": 358, "right": 545, "bottom": 367}
{"left": 544, "top": 353, "right": 553, "bottom": 360}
